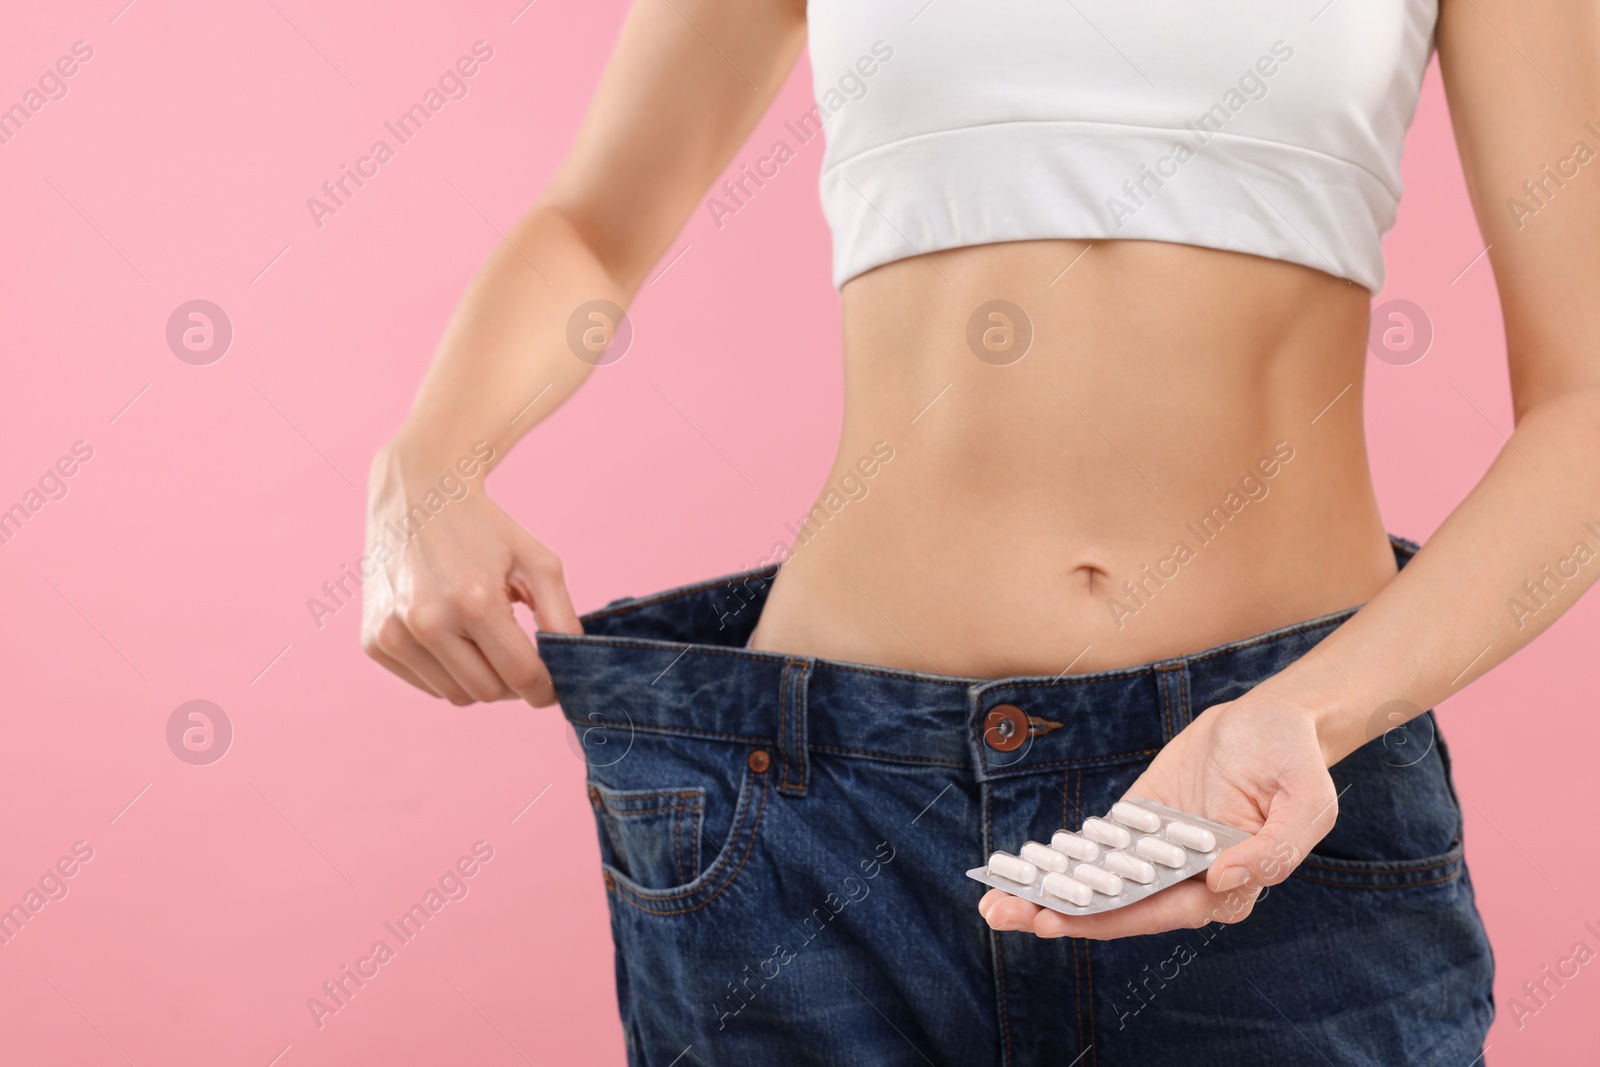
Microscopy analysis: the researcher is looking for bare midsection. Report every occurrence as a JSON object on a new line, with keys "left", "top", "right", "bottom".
{"left": 747, "top": 239, "right": 1399, "bottom": 677}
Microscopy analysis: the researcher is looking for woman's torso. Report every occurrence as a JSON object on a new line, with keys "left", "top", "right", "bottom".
{"left": 745, "top": 239, "right": 1399, "bottom": 677}
{"left": 745, "top": 1, "right": 1437, "bottom": 676}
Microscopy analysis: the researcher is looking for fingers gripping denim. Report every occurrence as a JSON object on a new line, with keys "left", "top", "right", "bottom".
{"left": 538, "top": 535, "right": 1494, "bottom": 1066}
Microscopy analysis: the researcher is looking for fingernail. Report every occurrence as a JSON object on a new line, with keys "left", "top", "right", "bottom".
{"left": 1216, "top": 866, "right": 1251, "bottom": 891}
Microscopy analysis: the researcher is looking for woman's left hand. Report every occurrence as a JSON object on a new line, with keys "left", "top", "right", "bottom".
{"left": 977, "top": 692, "right": 1342, "bottom": 939}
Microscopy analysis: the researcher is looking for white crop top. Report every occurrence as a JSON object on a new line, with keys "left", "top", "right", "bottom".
{"left": 806, "top": 1, "right": 1438, "bottom": 291}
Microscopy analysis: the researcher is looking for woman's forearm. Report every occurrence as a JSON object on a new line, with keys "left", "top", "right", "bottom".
{"left": 1255, "top": 386, "right": 1600, "bottom": 765}
{"left": 383, "top": 204, "right": 625, "bottom": 475}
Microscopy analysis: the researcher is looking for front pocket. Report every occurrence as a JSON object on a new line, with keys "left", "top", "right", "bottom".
{"left": 595, "top": 749, "right": 770, "bottom": 916}
{"left": 1294, "top": 711, "right": 1468, "bottom": 889}
{"left": 589, "top": 783, "right": 707, "bottom": 890}
{"left": 1292, "top": 840, "right": 1466, "bottom": 890}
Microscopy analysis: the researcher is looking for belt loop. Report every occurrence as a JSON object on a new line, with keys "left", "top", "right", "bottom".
{"left": 778, "top": 658, "right": 813, "bottom": 797}
{"left": 1155, "top": 662, "right": 1192, "bottom": 742}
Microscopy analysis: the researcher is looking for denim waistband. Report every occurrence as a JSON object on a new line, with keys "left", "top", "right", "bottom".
{"left": 538, "top": 535, "right": 1420, "bottom": 785}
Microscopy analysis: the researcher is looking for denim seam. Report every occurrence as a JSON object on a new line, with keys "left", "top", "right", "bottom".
{"left": 546, "top": 624, "right": 1349, "bottom": 691}
{"left": 1061, "top": 769, "right": 1070, "bottom": 830}
{"left": 571, "top": 718, "right": 968, "bottom": 767}
{"left": 608, "top": 769, "right": 768, "bottom": 914}
{"left": 1181, "top": 617, "right": 1347, "bottom": 666}
{"left": 779, "top": 658, "right": 812, "bottom": 797}
{"left": 1068, "top": 769, "right": 1098, "bottom": 1062}
{"left": 680, "top": 800, "right": 701, "bottom": 884}
{"left": 603, "top": 805, "right": 697, "bottom": 818}
{"left": 1291, "top": 866, "right": 1463, "bottom": 890}
{"left": 543, "top": 633, "right": 973, "bottom": 689}
{"left": 1300, "top": 843, "right": 1463, "bottom": 874}
{"left": 567, "top": 719, "right": 772, "bottom": 747}
{"left": 609, "top": 772, "right": 754, "bottom": 905}
{"left": 594, "top": 790, "right": 705, "bottom": 887}
{"left": 674, "top": 808, "right": 685, "bottom": 884}
{"left": 1155, "top": 664, "right": 1177, "bottom": 742}
{"left": 1068, "top": 769, "right": 1087, "bottom": 1053}
{"left": 596, "top": 807, "right": 622, "bottom": 868}
{"left": 594, "top": 787, "right": 704, "bottom": 806}
{"left": 983, "top": 748, "right": 1163, "bottom": 776}
{"left": 796, "top": 662, "right": 810, "bottom": 792}
{"left": 806, "top": 744, "right": 965, "bottom": 768}
{"left": 1085, "top": 937, "right": 1099, "bottom": 1066}
{"left": 574, "top": 727, "right": 1150, "bottom": 772}
{"left": 1070, "top": 917, "right": 1085, "bottom": 1052}
{"left": 985, "top": 780, "right": 1016, "bottom": 1066}
{"left": 779, "top": 665, "right": 794, "bottom": 792}
{"left": 1179, "top": 663, "right": 1193, "bottom": 732}
{"left": 545, "top": 617, "right": 1348, "bottom": 696}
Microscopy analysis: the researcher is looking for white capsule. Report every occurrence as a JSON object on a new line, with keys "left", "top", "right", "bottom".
{"left": 1166, "top": 821, "right": 1217, "bottom": 852}
{"left": 1020, "top": 841, "right": 1071, "bottom": 873}
{"left": 1109, "top": 801, "right": 1162, "bottom": 833}
{"left": 1072, "top": 863, "right": 1125, "bottom": 896}
{"left": 1041, "top": 871, "right": 1093, "bottom": 906}
{"left": 988, "top": 852, "right": 1039, "bottom": 885}
{"left": 1103, "top": 851, "right": 1156, "bottom": 884}
{"left": 1050, "top": 831, "right": 1100, "bottom": 861}
{"left": 1081, "top": 817, "right": 1132, "bottom": 850}
{"left": 1136, "top": 836, "right": 1188, "bottom": 868}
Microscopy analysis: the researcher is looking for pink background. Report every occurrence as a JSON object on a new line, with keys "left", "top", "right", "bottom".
{"left": 1, "top": 2, "right": 1594, "bottom": 1063}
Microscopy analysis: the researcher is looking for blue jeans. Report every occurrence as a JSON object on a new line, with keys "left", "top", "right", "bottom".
{"left": 539, "top": 535, "right": 1494, "bottom": 1066}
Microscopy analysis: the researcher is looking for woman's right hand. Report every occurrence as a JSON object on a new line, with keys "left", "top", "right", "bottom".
{"left": 360, "top": 441, "right": 582, "bottom": 707}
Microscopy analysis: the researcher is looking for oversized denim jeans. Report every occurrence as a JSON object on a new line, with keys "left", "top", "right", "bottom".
{"left": 538, "top": 535, "right": 1494, "bottom": 1066}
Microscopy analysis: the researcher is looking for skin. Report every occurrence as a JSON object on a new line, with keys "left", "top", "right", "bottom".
{"left": 363, "top": 0, "right": 1600, "bottom": 942}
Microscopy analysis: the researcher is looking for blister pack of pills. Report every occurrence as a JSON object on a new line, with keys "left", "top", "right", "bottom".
{"left": 966, "top": 798, "right": 1250, "bottom": 915}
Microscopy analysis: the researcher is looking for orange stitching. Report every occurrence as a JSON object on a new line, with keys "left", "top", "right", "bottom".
{"left": 610, "top": 773, "right": 770, "bottom": 914}
{"left": 795, "top": 664, "right": 809, "bottom": 792}
{"left": 574, "top": 720, "right": 966, "bottom": 768}
{"left": 1084, "top": 934, "right": 1099, "bottom": 1066}
{"left": 1299, "top": 838, "right": 1465, "bottom": 870}
{"left": 1179, "top": 665, "right": 1191, "bottom": 733}
{"left": 594, "top": 790, "right": 703, "bottom": 812}
{"left": 985, "top": 749, "right": 1163, "bottom": 775}
{"left": 1291, "top": 867, "right": 1462, "bottom": 890}
{"left": 1075, "top": 770, "right": 1083, "bottom": 820}
{"left": 1076, "top": 770, "right": 1098, "bottom": 1066}
{"left": 778, "top": 665, "right": 794, "bottom": 792}
{"left": 1070, "top": 924, "right": 1085, "bottom": 1052}
{"left": 684, "top": 800, "right": 701, "bottom": 882}
{"left": 577, "top": 722, "right": 1153, "bottom": 772}
{"left": 995, "top": 931, "right": 1014, "bottom": 1065}
{"left": 599, "top": 804, "right": 701, "bottom": 818}
{"left": 1161, "top": 669, "right": 1175, "bottom": 741}
{"left": 544, "top": 634, "right": 967, "bottom": 685}
{"left": 596, "top": 789, "right": 704, "bottom": 803}
{"left": 803, "top": 744, "right": 963, "bottom": 768}
{"left": 1066, "top": 768, "right": 1087, "bottom": 1052}
{"left": 610, "top": 772, "right": 754, "bottom": 903}
{"left": 1299, "top": 844, "right": 1463, "bottom": 874}
{"left": 672, "top": 804, "right": 686, "bottom": 883}
{"left": 986, "top": 785, "right": 1015, "bottom": 1066}
{"left": 566, "top": 719, "right": 770, "bottom": 746}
